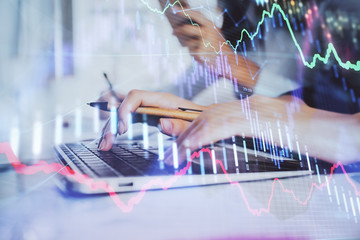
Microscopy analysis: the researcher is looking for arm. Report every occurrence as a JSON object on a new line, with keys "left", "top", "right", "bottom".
{"left": 158, "top": 0, "right": 260, "bottom": 91}
{"left": 291, "top": 106, "right": 360, "bottom": 163}
{"left": 98, "top": 90, "right": 360, "bottom": 165}
{"left": 167, "top": 94, "right": 360, "bottom": 165}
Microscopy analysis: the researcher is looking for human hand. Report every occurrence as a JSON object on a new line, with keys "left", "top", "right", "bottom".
{"left": 98, "top": 90, "right": 205, "bottom": 151}
{"left": 163, "top": 94, "right": 360, "bottom": 165}
{"left": 97, "top": 90, "right": 126, "bottom": 120}
{"left": 159, "top": 0, "right": 233, "bottom": 68}
{"left": 158, "top": 0, "right": 259, "bottom": 90}
{"left": 98, "top": 90, "right": 360, "bottom": 165}
{"left": 162, "top": 95, "right": 312, "bottom": 165}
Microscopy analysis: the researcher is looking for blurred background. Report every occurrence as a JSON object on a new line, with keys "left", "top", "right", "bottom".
{"left": 1, "top": 1, "right": 360, "bottom": 239}
{"left": 0, "top": 0, "right": 198, "bottom": 161}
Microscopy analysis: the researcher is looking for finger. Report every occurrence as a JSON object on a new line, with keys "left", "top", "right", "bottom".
{"left": 98, "top": 118, "right": 116, "bottom": 151}
{"left": 164, "top": 110, "right": 236, "bottom": 166}
{"left": 173, "top": 25, "right": 200, "bottom": 38}
{"left": 99, "top": 110, "right": 110, "bottom": 121}
{"left": 98, "top": 90, "right": 126, "bottom": 103}
{"left": 173, "top": 26, "right": 201, "bottom": 48}
{"left": 117, "top": 90, "right": 203, "bottom": 134}
{"left": 172, "top": 9, "right": 210, "bottom": 27}
{"left": 179, "top": 115, "right": 237, "bottom": 152}
{"left": 163, "top": 116, "right": 205, "bottom": 165}
{"left": 174, "top": 24, "right": 221, "bottom": 45}
{"left": 165, "top": 121, "right": 225, "bottom": 167}
{"left": 163, "top": 121, "right": 205, "bottom": 166}
{"left": 177, "top": 37, "right": 200, "bottom": 49}
{"left": 98, "top": 91, "right": 126, "bottom": 120}
{"left": 159, "top": 118, "right": 191, "bottom": 136}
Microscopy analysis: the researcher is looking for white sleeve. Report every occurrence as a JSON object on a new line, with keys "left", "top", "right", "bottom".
{"left": 253, "top": 65, "right": 301, "bottom": 97}
{"left": 248, "top": 29, "right": 302, "bottom": 97}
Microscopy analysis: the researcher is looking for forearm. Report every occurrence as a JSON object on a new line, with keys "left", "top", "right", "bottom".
{"left": 295, "top": 111, "right": 360, "bottom": 164}
{"left": 234, "top": 95, "right": 360, "bottom": 164}
{"left": 267, "top": 101, "right": 360, "bottom": 164}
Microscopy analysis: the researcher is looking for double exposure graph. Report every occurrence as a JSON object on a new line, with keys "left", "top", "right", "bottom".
{"left": 1, "top": 142, "right": 359, "bottom": 216}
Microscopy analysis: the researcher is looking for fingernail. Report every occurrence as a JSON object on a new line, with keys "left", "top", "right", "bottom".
{"left": 160, "top": 119, "right": 172, "bottom": 133}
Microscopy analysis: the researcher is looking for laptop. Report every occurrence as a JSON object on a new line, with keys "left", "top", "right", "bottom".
{"left": 54, "top": 130, "right": 312, "bottom": 194}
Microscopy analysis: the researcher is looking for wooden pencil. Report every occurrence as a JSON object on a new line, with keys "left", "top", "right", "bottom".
{"left": 87, "top": 102, "right": 201, "bottom": 121}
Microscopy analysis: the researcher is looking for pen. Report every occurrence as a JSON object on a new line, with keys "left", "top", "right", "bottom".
{"left": 103, "top": 72, "right": 123, "bottom": 102}
{"left": 87, "top": 101, "right": 201, "bottom": 121}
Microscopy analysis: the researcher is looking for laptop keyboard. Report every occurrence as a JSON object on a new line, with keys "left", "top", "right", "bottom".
{"left": 57, "top": 141, "right": 315, "bottom": 179}
{"left": 59, "top": 143, "right": 172, "bottom": 178}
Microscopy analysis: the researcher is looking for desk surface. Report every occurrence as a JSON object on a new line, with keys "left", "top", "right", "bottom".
{"left": 1, "top": 162, "right": 359, "bottom": 240}
{"left": 1, "top": 117, "right": 359, "bottom": 239}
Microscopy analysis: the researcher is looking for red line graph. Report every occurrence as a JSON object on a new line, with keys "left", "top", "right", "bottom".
{"left": 1, "top": 142, "right": 359, "bottom": 215}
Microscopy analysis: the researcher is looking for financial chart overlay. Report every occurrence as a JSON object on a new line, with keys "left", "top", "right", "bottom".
{"left": 2, "top": 142, "right": 360, "bottom": 216}
{"left": 1, "top": 0, "right": 360, "bottom": 239}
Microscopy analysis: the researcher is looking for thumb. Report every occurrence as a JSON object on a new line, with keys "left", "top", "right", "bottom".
{"left": 159, "top": 118, "right": 191, "bottom": 136}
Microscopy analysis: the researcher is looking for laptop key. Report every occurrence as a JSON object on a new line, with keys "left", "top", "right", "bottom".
{"left": 91, "top": 166, "right": 118, "bottom": 177}
{"left": 64, "top": 142, "right": 165, "bottom": 177}
{"left": 97, "top": 153, "right": 142, "bottom": 176}
{"left": 111, "top": 161, "right": 142, "bottom": 176}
